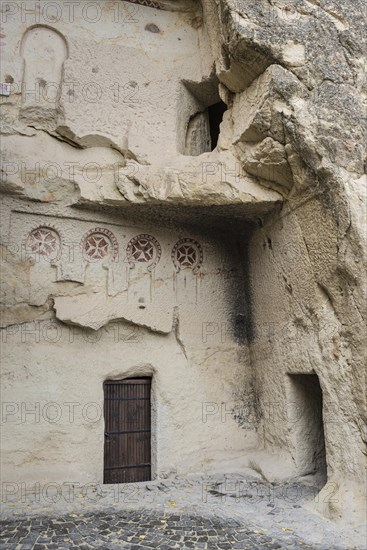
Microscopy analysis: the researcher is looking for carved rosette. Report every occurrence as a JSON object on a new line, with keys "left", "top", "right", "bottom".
{"left": 26, "top": 225, "right": 62, "bottom": 262}
{"left": 81, "top": 228, "right": 119, "bottom": 262}
{"left": 172, "top": 238, "right": 203, "bottom": 274}
{"left": 126, "top": 234, "right": 162, "bottom": 271}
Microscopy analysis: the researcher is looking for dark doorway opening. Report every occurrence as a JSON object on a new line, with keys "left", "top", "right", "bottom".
{"left": 103, "top": 377, "right": 151, "bottom": 484}
{"left": 208, "top": 101, "right": 227, "bottom": 150}
{"left": 287, "top": 373, "right": 327, "bottom": 486}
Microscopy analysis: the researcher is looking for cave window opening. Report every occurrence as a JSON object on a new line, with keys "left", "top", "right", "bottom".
{"left": 208, "top": 101, "right": 227, "bottom": 150}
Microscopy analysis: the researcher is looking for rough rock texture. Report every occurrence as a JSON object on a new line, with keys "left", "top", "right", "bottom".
{"left": 202, "top": 0, "right": 367, "bottom": 523}
{"left": 0, "top": 0, "right": 366, "bottom": 526}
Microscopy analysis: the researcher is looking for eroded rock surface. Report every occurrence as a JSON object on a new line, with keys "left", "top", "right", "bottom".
{"left": 0, "top": 0, "right": 365, "bottom": 527}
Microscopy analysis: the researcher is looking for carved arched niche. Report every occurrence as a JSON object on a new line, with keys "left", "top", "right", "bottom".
{"left": 81, "top": 228, "right": 120, "bottom": 296}
{"left": 172, "top": 238, "right": 203, "bottom": 304}
{"left": 24, "top": 225, "right": 64, "bottom": 302}
{"left": 126, "top": 234, "right": 162, "bottom": 305}
{"left": 20, "top": 26, "right": 68, "bottom": 125}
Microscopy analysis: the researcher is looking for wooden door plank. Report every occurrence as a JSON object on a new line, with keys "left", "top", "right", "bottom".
{"left": 104, "top": 378, "right": 151, "bottom": 484}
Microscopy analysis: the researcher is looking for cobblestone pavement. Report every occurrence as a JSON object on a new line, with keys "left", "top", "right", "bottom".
{"left": 1, "top": 475, "right": 365, "bottom": 549}
{"left": 0, "top": 509, "right": 318, "bottom": 549}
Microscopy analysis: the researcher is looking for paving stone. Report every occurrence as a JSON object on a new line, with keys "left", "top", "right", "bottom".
{"left": 0, "top": 509, "right": 318, "bottom": 550}
{"left": 1, "top": 476, "right": 364, "bottom": 549}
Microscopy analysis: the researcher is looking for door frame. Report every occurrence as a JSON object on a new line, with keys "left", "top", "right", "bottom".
{"left": 102, "top": 372, "right": 157, "bottom": 483}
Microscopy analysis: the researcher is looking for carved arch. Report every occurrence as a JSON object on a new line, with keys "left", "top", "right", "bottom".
{"left": 20, "top": 25, "right": 68, "bottom": 115}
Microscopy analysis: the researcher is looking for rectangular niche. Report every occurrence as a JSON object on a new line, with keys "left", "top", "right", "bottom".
{"left": 178, "top": 79, "right": 227, "bottom": 156}
{"left": 287, "top": 373, "right": 327, "bottom": 485}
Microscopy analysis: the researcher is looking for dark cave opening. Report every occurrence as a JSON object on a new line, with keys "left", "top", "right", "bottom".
{"left": 208, "top": 101, "right": 227, "bottom": 150}
{"left": 287, "top": 373, "right": 327, "bottom": 486}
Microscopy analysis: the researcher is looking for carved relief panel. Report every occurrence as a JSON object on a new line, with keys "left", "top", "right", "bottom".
{"left": 8, "top": 211, "right": 212, "bottom": 312}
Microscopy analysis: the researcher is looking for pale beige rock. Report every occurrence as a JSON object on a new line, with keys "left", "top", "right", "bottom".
{"left": 282, "top": 42, "right": 306, "bottom": 66}
{"left": 54, "top": 292, "right": 174, "bottom": 333}
{"left": 0, "top": 0, "right": 366, "bottom": 527}
{"left": 237, "top": 137, "right": 293, "bottom": 190}
{"left": 115, "top": 150, "right": 282, "bottom": 205}
{"left": 185, "top": 111, "right": 211, "bottom": 156}
{"left": 231, "top": 65, "right": 304, "bottom": 145}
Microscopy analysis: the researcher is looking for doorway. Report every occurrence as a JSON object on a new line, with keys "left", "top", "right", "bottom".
{"left": 103, "top": 377, "right": 151, "bottom": 483}
{"left": 287, "top": 373, "right": 327, "bottom": 485}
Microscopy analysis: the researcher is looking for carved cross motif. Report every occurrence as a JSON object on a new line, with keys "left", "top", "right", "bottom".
{"left": 176, "top": 244, "right": 198, "bottom": 267}
{"left": 27, "top": 227, "right": 61, "bottom": 261}
{"left": 126, "top": 234, "right": 162, "bottom": 270}
{"left": 172, "top": 238, "right": 203, "bottom": 273}
{"left": 130, "top": 239, "right": 155, "bottom": 262}
{"left": 81, "top": 228, "right": 119, "bottom": 262}
{"left": 85, "top": 235, "right": 110, "bottom": 261}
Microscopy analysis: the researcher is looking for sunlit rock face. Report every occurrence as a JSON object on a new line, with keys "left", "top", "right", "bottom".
{"left": 0, "top": 0, "right": 365, "bottom": 524}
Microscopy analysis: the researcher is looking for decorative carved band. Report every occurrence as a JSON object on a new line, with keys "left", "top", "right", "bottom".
{"left": 25, "top": 226, "right": 204, "bottom": 274}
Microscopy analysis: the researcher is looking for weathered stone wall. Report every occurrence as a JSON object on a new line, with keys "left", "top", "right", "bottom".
{"left": 206, "top": 0, "right": 366, "bottom": 522}
{"left": 0, "top": 0, "right": 365, "bottom": 523}
{"left": 0, "top": 197, "right": 260, "bottom": 483}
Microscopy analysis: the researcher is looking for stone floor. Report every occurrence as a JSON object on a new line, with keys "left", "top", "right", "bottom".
{"left": 1, "top": 475, "right": 365, "bottom": 549}
{"left": 0, "top": 510, "right": 315, "bottom": 549}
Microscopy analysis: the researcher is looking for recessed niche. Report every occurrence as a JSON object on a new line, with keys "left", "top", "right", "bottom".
{"left": 287, "top": 373, "right": 327, "bottom": 486}
{"left": 179, "top": 78, "right": 227, "bottom": 156}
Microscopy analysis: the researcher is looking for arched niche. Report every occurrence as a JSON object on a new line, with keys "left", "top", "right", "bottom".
{"left": 172, "top": 238, "right": 203, "bottom": 304}
{"left": 80, "top": 228, "right": 119, "bottom": 296}
{"left": 126, "top": 234, "right": 162, "bottom": 305}
{"left": 20, "top": 26, "right": 68, "bottom": 119}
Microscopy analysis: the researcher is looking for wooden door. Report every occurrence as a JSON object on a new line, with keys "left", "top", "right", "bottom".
{"left": 103, "top": 378, "right": 151, "bottom": 483}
